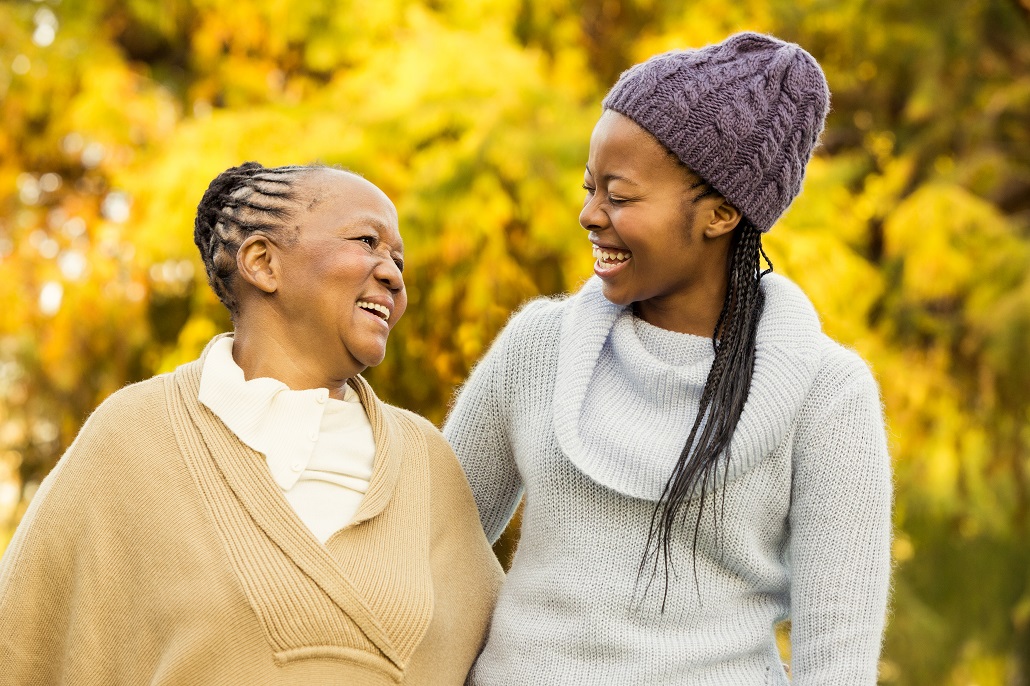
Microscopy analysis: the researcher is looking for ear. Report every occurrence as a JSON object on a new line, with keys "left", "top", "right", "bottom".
{"left": 236, "top": 234, "right": 279, "bottom": 294}
{"left": 705, "top": 199, "right": 742, "bottom": 239}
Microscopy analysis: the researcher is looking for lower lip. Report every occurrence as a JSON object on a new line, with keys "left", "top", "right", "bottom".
{"left": 593, "top": 256, "right": 631, "bottom": 279}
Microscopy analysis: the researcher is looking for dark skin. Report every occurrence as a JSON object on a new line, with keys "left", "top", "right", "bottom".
{"left": 229, "top": 168, "right": 407, "bottom": 401}
{"left": 580, "top": 110, "right": 741, "bottom": 336}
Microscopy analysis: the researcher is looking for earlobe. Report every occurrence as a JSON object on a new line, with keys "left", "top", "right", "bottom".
{"left": 706, "top": 201, "right": 742, "bottom": 239}
{"left": 236, "top": 235, "right": 278, "bottom": 294}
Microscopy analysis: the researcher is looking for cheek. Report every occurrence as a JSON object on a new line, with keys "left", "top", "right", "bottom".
{"left": 323, "top": 255, "right": 374, "bottom": 287}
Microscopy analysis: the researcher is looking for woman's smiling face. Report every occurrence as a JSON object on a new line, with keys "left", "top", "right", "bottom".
{"left": 579, "top": 110, "right": 738, "bottom": 334}
{"left": 273, "top": 169, "right": 407, "bottom": 377}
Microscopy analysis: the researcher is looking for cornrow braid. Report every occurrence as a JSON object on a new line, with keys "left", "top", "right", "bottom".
{"left": 193, "top": 161, "right": 314, "bottom": 316}
{"left": 639, "top": 209, "right": 772, "bottom": 610}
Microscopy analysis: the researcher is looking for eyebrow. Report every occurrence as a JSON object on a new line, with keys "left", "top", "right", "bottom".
{"left": 349, "top": 216, "right": 392, "bottom": 233}
{"left": 584, "top": 166, "right": 640, "bottom": 186}
{"left": 341, "top": 216, "right": 388, "bottom": 237}
{"left": 342, "top": 216, "right": 404, "bottom": 249}
{"left": 363, "top": 217, "right": 404, "bottom": 254}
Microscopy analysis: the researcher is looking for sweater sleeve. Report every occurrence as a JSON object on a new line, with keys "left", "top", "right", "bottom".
{"left": 443, "top": 318, "right": 524, "bottom": 544}
{"left": 0, "top": 423, "right": 90, "bottom": 682}
{"left": 787, "top": 358, "right": 893, "bottom": 684}
{"left": 0, "top": 378, "right": 175, "bottom": 683}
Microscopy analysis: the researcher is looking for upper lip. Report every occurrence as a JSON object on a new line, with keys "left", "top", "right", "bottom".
{"left": 356, "top": 294, "right": 394, "bottom": 320}
{"left": 590, "top": 241, "right": 629, "bottom": 252}
{"left": 589, "top": 233, "right": 629, "bottom": 251}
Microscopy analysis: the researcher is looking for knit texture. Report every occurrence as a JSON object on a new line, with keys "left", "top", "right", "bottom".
{"left": 0, "top": 340, "right": 503, "bottom": 685}
{"left": 556, "top": 275, "right": 823, "bottom": 500}
{"left": 444, "top": 274, "right": 892, "bottom": 685}
{"left": 200, "top": 335, "right": 375, "bottom": 542}
{"left": 602, "top": 32, "right": 831, "bottom": 231}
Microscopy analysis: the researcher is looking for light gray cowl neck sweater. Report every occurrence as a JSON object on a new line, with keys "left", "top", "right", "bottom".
{"left": 443, "top": 274, "right": 892, "bottom": 686}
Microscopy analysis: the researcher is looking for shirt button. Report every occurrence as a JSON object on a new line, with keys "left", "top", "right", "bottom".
{"left": 316, "top": 390, "right": 328, "bottom": 404}
{"left": 291, "top": 461, "right": 303, "bottom": 472}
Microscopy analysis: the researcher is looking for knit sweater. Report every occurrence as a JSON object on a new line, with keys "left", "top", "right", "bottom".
{"left": 0, "top": 340, "right": 504, "bottom": 685}
{"left": 443, "top": 274, "right": 892, "bottom": 685}
{"left": 199, "top": 335, "right": 376, "bottom": 542}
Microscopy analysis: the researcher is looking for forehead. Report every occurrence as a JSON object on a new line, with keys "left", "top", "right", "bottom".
{"left": 587, "top": 110, "right": 689, "bottom": 180}
{"left": 590, "top": 111, "right": 660, "bottom": 154}
{"left": 297, "top": 169, "right": 401, "bottom": 240}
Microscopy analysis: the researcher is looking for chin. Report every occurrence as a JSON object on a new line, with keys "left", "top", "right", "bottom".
{"left": 355, "top": 348, "right": 388, "bottom": 370}
{"left": 599, "top": 283, "right": 634, "bottom": 308}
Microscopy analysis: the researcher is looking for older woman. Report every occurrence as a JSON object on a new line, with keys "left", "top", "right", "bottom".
{"left": 0, "top": 162, "right": 503, "bottom": 685}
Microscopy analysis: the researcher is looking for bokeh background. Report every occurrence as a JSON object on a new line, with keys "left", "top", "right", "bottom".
{"left": 1, "top": 0, "right": 1029, "bottom": 683}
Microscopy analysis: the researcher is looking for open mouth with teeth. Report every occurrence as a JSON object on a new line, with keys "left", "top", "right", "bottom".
{"left": 356, "top": 301, "right": 391, "bottom": 321}
{"left": 592, "top": 245, "right": 632, "bottom": 272}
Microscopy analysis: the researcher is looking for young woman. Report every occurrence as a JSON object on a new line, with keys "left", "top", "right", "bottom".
{"left": 444, "top": 32, "right": 892, "bottom": 685}
{"left": 0, "top": 163, "right": 503, "bottom": 684}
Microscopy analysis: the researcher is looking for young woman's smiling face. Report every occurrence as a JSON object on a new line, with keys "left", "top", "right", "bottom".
{"left": 579, "top": 110, "right": 739, "bottom": 334}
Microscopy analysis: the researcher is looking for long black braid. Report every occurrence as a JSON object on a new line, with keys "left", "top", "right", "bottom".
{"left": 639, "top": 178, "right": 773, "bottom": 609}
{"left": 193, "top": 161, "right": 314, "bottom": 317}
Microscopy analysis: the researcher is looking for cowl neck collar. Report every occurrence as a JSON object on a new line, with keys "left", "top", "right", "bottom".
{"left": 552, "top": 274, "right": 823, "bottom": 501}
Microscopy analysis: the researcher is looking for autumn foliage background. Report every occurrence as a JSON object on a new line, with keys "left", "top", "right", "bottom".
{"left": 2, "top": 0, "right": 1029, "bottom": 682}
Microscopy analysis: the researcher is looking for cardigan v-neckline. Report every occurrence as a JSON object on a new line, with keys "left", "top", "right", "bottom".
{"left": 168, "top": 341, "right": 432, "bottom": 673}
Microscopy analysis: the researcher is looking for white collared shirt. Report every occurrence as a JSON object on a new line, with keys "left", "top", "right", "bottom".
{"left": 198, "top": 337, "right": 375, "bottom": 543}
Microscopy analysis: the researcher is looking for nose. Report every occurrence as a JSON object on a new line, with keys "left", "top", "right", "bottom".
{"left": 374, "top": 256, "right": 405, "bottom": 293}
{"left": 579, "top": 193, "right": 606, "bottom": 231}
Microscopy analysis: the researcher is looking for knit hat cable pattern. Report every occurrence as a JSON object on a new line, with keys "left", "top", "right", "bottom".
{"left": 602, "top": 32, "right": 830, "bottom": 232}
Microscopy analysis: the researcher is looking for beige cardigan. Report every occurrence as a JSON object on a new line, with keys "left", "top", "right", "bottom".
{"left": 0, "top": 343, "right": 504, "bottom": 685}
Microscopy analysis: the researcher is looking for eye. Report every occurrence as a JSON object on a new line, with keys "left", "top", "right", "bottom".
{"left": 393, "top": 257, "right": 405, "bottom": 273}
{"left": 357, "top": 235, "right": 378, "bottom": 247}
{"left": 582, "top": 183, "right": 595, "bottom": 195}
{"left": 608, "top": 194, "right": 627, "bottom": 206}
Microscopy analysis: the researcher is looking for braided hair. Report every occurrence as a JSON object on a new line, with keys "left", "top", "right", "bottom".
{"left": 639, "top": 177, "right": 773, "bottom": 609}
{"left": 193, "top": 161, "right": 314, "bottom": 317}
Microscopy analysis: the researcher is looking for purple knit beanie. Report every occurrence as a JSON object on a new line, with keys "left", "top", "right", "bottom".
{"left": 602, "top": 32, "right": 830, "bottom": 232}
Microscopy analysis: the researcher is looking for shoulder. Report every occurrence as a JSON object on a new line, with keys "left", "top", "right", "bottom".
{"left": 461, "top": 293, "right": 569, "bottom": 385}
{"left": 44, "top": 373, "right": 181, "bottom": 505}
{"left": 95, "top": 373, "right": 172, "bottom": 409}
{"left": 500, "top": 293, "right": 568, "bottom": 342}
{"left": 388, "top": 405, "right": 443, "bottom": 442}
{"left": 386, "top": 406, "right": 474, "bottom": 483}
{"left": 791, "top": 338, "right": 892, "bottom": 501}
{"left": 384, "top": 405, "right": 457, "bottom": 458}
{"left": 74, "top": 374, "right": 174, "bottom": 447}
{"left": 795, "top": 336, "right": 884, "bottom": 439}
{"left": 489, "top": 284, "right": 607, "bottom": 367}
{"left": 12, "top": 374, "right": 176, "bottom": 537}
{"left": 811, "top": 336, "right": 879, "bottom": 398}
{"left": 761, "top": 272, "right": 879, "bottom": 401}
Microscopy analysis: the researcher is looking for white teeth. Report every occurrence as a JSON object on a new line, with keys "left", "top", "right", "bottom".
{"left": 357, "top": 301, "right": 391, "bottom": 320}
{"left": 592, "top": 246, "right": 630, "bottom": 263}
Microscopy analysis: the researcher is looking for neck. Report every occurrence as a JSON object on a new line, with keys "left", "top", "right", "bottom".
{"left": 635, "top": 279, "right": 728, "bottom": 337}
{"left": 231, "top": 317, "right": 362, "bottom": 400}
